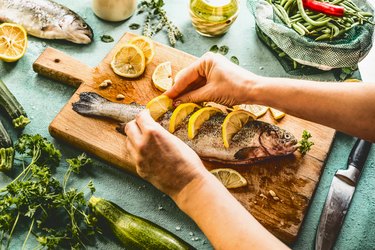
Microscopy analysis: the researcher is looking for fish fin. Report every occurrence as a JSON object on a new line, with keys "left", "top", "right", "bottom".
{"left": 234, "top": 147, "right": 268, "bottom": 160}
{"left": 41, "top": 25, "right": 55, "bottom": 32}
{"left": 116, "top": 123, "right": 127, "bottom": 135}
{"left": 72, "top": 92, "right": 108, "bottom": 115}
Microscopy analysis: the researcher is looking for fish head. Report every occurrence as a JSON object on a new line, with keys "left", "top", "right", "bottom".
{"left": 259, "top": 125, "right": 298, "bottom": 156}
{"left": 59, "top": 15, "right": 93, "bottom": 44}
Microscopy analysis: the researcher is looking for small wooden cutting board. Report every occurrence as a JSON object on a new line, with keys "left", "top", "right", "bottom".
{"left": 33, "top": 32, "right": 335, "bottom": 244}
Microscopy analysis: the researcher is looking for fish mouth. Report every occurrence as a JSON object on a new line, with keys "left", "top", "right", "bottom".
{"left": 63, "top": 16, "right": 94, "bottom": 44}
{"left": 69, "top": 25, "right": 93, "bottom": 44}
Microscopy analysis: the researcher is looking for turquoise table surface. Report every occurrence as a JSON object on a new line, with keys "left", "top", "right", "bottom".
{"left": 1, "top": 0, "right": 374, "bottom": 249}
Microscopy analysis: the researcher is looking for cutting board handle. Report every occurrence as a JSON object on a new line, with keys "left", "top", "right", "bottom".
{"left": 33, "top": 47, "right": 93, "bottom": 88}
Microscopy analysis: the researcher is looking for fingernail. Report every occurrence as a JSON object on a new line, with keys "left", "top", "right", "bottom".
{"left": 173, "top": 100, "right": 181, "bottom": 107}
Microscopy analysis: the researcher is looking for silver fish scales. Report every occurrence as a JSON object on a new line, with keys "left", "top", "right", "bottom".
{"left": 72, "top": 92, "right": 298, "bottom": 165}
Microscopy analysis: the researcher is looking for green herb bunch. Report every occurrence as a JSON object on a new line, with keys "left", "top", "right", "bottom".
{"left": 298, "top": 130, "right": 314, "bottom": 155}
{"left": 137, "top": 0, "right": 183, "bottom": 46}
{"left": 0, "top": 134, "right": 97, "bottom": 249}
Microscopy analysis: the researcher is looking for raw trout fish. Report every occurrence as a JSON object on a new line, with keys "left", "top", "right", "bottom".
{"left": 0, "top": 0, "right": 93, "bottom": 44}
{"left": 73, "top": 92, "right": 298, "bottom": 165}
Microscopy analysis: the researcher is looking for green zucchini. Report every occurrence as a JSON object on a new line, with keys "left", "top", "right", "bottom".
{"left": 0, "top": 80, "right": 30, "bottom": 129}
{"left": 0, "top": 120, "right": 14, "bottom": 172}
{"left": 89, "top": 196, "right": 196, "bottom": 250}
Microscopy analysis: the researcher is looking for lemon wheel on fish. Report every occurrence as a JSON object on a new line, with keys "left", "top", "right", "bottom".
{"left": 0, "top": 23, "right": 28, "bottom": 62}
{"left": 222, "top": 110, "right": 255, "bottom": 148}
{"left": 210, "top": 168, "right": 247, "bottom": 189}
{"left": 129, "top": 36, "right": 155, "bottom": 65}
{"left": 233, "top": 104, "right": 268, "bottom": 119}
{"left": 152, "top": 61, "right": 173, "bottom": 92}
{"left": 188, "top": 107, "right": 222, "bottom": 139}
{"left": 169, "top": 103, "right": 201, "bottom": 133}
{"left": 146, "top": 95, "right": 173, "bottom": 121}
{"left": 111, "top": 44, "right": 146, "bottom": 78}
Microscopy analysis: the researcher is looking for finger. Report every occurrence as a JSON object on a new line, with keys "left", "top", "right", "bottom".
{"left": 135, "top": 109, "right": 163, "bottom": 133}
{"left": 125, "top": 120, "right": 143, "bottom": 148}
{"left": 174, "top": 84, "right": 212, "bottom": 104}
{"left": 165, "top": 56, "right": 209, "bottom": 99}
{"left": 125, "top": 138, "right": 138, "bottom": 163}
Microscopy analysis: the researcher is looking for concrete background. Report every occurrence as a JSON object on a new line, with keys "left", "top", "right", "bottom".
{"left": 0, "top": 0, "right": 374, "bottom": 249}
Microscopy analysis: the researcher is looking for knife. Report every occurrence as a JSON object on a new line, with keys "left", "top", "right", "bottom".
{"left": 315, "top": 138, "right": 372, "bottom": 250}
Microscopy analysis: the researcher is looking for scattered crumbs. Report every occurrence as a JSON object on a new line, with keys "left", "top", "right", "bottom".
{"left": 291, "top": 196, "right": 295, "bottom": 200}
{"left": 269, "top": 190, "right": 276, "bottom": 197}
{"left": 100, "top": 35, "right": 114, "bottom": 43}
{"left": 99, "top": 79, "right": 112, "bottom": 88}
{"left": 194, "top": 237, "right": 199, "bottom": 241}
{"left": 189, "top": 232, "right": 194, "bottom": 236}
{"left": 158, "top": 205, "right": 164, "bottom": 210}
{"left": 259, "top": 66, "right": 264, "bottom": 70}
{"left": 253, "top": 200, "right": 257, "bottom": 204}
{"left": 273, "top": 196, "right": 280, "bottom": 201}
{"left": 191, "top": 238, "right": 195, "bottom": 241}
{"left": 175, "top": 226, "right": 181, "bottom": 231}
{"left": 280, "top": 220, "right": 285, "bottom": 226}
{"left": 129, "top": 23, "right": 141, "bottom": 30}
{"left": 65, "top": 127, "right": 69, "bottom": 131}
{"left": 259, "top": 193, "right": 267, "bottom": 199}
{"left": 116, "top": 94, "right": 125, "bottom": 100}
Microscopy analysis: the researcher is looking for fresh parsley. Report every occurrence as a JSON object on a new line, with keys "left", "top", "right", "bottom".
{"left": 298, "top": 130, "right": 314, "bottom": 155}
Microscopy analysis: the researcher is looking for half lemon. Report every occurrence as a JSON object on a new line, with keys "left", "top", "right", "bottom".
{"left": 0, "top": 23, "right": 28, "bottom": 62}
{"left": 210, "top": 168, "right": 247, "bottom": 189}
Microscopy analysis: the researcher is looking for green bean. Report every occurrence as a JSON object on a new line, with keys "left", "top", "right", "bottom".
{"left": 283, "top": 0, "right": 295, "bottom": 13}
{"left": 280, "top": 0, "right": 289, "bottom": 7}
{"left": 296, "top": 22, "right": 310, "bottom": 34}
{"left": 315, "top": 33, "right": 331, "bottom": 41}
{"left": 292, "top": 23, "right": 306, "bottom": 35}
{"left": 296, "top": 0, "right": 330, "bottom": 26}
{"left": 359, "top": 12, "right": 373, "bottom": 17}
{"left": 275, "top": 4, "right": 292, "bottom": 27}
{"left": 327, "top": 23, "right": 340, "bottom": 38}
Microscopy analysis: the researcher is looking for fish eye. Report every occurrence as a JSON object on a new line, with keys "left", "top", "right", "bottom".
{"left": 285, "top": 134, "right": 291, "bottom": 139}
{"left": 81, "top": 24, "right": 87, "bottom": 29}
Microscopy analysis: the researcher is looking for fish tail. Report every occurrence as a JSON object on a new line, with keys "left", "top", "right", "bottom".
{"left": 72, "top": 92, "right": 108, "bottom": 115}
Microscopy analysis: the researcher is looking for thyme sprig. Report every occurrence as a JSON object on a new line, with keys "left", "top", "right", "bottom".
{"left": 0, "top": 134, "right": 97, "bottom": 249}
{"left": 137, "top": 0, "right": 183, "bottom": 46}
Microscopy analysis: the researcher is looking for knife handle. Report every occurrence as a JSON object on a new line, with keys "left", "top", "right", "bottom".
{"left": 348, "top": 139, "right": 372, "bottom": 172}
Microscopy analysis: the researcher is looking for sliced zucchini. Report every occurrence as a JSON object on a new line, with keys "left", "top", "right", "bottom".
{"left": 0, "top": 80, "right": 30, "bottom": 129}
{"left": 0, "top": 120, "right": 14, "bottom": 172}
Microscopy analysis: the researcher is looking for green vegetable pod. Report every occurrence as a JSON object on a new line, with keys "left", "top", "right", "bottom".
{"left": 89, "top": 196, "right": 196, "bottom": 250}
{"left": 0, "top": 80, "right": 30, "bottom": 129}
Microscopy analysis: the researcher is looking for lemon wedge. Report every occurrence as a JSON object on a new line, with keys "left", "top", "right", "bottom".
{"left": 129, "top": 36, "right": 155, "bottom": 65}
{"left": 210, "top": 168, "right": 247, "bottom": 189}
{"left": 222, "top": 110, "right": 255, "bottom": 148}
{"left": 269, "top": 108, "right": 285, "bottom": 120}
{"left": 152, "top": 61, "right": 173, "bottom": 92}
{"left": 111, "top": 44, "right": 145, "bottom": 78}
{"left": 169, "top": 103, "right": 201, "bottom": 133}
{"left": 203, "top": 102, "right": 232, "bottom": 114}
{"left": 233, "top": 104, "right": 268, "bottom": 119}
{"left": 0, "top": 23, "right": 28, "bottom": 62}
{"left": 146, "top": 95, "right": 173, "bottom": 120}
{"left": 188, "top": 107, "right": 222, "bottom": 139}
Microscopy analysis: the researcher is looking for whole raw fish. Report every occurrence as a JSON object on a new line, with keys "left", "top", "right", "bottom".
{"left": 0, "top": 0, "right": 93, "bottom": 44}
{"left": 73, "top": 92, "right": 298, "bottom": 165}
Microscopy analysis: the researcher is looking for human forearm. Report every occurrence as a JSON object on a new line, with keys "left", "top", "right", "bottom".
{"left": 250, "top": 77, "right": 375, "bottom": 142}
{"left": 175, "top": 174, "right": 289, "bottom": 250}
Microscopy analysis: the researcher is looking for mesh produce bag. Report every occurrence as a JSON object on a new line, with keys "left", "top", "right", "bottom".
{"left": 247, "top": 0, "right": 375, "bottom": 72}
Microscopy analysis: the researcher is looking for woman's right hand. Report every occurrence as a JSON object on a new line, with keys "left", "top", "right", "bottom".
{"left": 165, "top": 52, "right": 261, "bottom": 107}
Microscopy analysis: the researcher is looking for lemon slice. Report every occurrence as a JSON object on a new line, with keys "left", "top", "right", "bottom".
{"left": 129, "top": 36, "right": 155, "bottom": 65}
{"left": 210, "top": 168, "right": 247, "bottom": 189}
{"left": 188, "top": 107, "right": 222, "bottom": 139}
{"left": 152, "top": 61, "right": 173, "bottom": 92}
{"left": 269, "top": 108, "right": 285, "bottom": 120}
{"left": 146, "top": 95, "right": 173, "bottom": 120}
{"left": 222, "top": 110, "right": 255, "bottom": 148}
{"left": 111, "top": 44, "right": 145, "bottom": 78}
{"left": 0, "top": 23, "right": 28, "bottom": 62}
{"left": 233, "top": 104, "right": 269, "bottom": 119}
{"left": 344, "top": 79, "right": 361, "bottom": 82}
{"left": 169, "top": 103, "right": 201, "bottom": 133}
{"left": 203, "top": 102, "right": 232, "bottom": 114}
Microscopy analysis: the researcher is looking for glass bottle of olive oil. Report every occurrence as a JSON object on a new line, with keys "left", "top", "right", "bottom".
{"left": 189, "top": 0, "right": 239, "bottom": 37}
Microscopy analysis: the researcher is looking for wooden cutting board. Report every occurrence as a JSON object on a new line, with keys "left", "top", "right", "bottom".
{"left": 33, "top": 32, "right": 335, "bottom": 244}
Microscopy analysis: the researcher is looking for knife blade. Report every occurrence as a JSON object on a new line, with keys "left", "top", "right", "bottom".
{"left": 315, "top": 138, "right": 372, "bottom": 250}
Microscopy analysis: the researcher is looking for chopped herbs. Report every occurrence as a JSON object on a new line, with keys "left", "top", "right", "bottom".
{"left": 100, "top": 35, "right": 114, "bottom": 43}
{"left": 209, "top": 45, "right": 219, "bottom": 53}
{"left": 298, "top": 130, "right": 314, "bottom": 155}
{"left": 0, "top": 135, "right": 97, "bottom": 249}
{"left": 137, "top": 0, "right": 183, "bottom": 46}
{"left": 230, "top": 56, "right": 239, "bottom": 65}
{"left": 218, "top": 45, "right": 229, "bottom": 55}
{"left": 129, "top": 23, "right": 141, "bottom": 30}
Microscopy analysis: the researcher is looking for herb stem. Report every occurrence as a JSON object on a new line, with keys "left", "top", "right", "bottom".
{"left": 22, "top": 219, "right": 34, "bottom": 250}
{"left": 6, "top": 212, "right": 20, "bottom": 249}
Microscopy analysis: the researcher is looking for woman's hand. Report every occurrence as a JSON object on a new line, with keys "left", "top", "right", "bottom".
{"left": 165, "top": 52, "right": 261, "bottom": 107}
{"left": 125, "top": 109, "right": 210, "bottom": 199}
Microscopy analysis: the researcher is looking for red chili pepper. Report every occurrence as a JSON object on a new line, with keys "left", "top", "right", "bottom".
{"left": 302, "top": 0, "right": 345, "bottom": 17}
